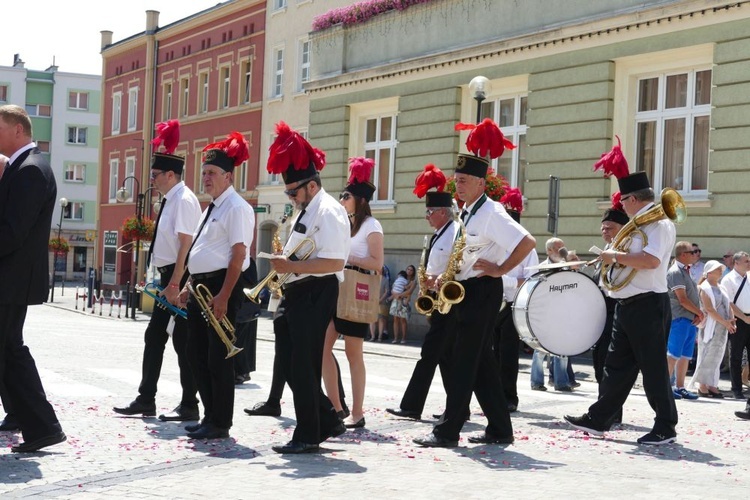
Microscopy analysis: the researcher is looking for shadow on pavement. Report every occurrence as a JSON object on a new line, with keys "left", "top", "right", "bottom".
{"left": 267, "top": 453, "right": 367, "bottom": 478}
{"left": 450, "top": 445, "right": 562, "bottom": 471}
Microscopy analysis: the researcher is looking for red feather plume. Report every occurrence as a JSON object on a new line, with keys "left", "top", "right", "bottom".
{"left": 611, "top": 191, "right": 624, "bottom": 212}
{"left": 455, "top": 118, "right": 516, "bottom": 159}
{"left": 348, "top": 157, "right": 374, "bottom": 185}
{"left": 267, "top": 121, "right": 325, "bottom": 174}
{"left": 203, "top": 131, "right": 249, "bottom": 166}
{"left": 413, "top": 163, "right": 447, "bottom": 198}
{"left": 500, "top": 187, "right": 524, "bottom": 213}
{"left": 151, "top": 119, "right": 180, "bottom": 154}
{"left": 593, "top": 135, "right": 630, "bottom": 179}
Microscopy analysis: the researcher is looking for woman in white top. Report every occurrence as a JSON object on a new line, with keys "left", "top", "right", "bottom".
{"left": 322, "top": 158, "right": 384, "bottom": 429}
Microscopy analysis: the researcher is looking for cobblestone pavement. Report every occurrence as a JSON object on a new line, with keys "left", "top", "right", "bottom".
{"left": 0, "top": 287, "right": 748, "bottom": 498}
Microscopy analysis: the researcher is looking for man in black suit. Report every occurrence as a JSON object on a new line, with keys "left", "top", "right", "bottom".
{"left": 0, "top": 104, "right": 67, "bottom": 452}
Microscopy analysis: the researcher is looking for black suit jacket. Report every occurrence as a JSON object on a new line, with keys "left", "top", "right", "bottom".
{"left": 0, "top": 147, "right": 57, "bottom": 305}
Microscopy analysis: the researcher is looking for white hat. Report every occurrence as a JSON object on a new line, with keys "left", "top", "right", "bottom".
{"left": 703, "top": 259, "right": 724, "bottom": 277}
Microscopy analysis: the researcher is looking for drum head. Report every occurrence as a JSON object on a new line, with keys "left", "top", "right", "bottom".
{"left": 513, "top": 271, "right": 606, "bottom": 356}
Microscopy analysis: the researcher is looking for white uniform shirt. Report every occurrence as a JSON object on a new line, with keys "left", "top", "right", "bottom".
{"left": 606, "top": 202, "right": 675, "bottom": 299}
{"left": 188, "top": 185, "right": 254, "bottom": 274}
{"left": 284, "top": 187, "right": 351, "bottom": 284}
{"left": 349, "top": 216, "right": 382, "bottom": 260}
{"left": 721, "top": 269, "right": 750, "bottom": 314}
{"left": 502, "top": 249, "right": 539, "bottom": 302}
{"left": 455, "top": 196, "right": 530, "bottom": 281}
{"left": 151, "top": 181, "right": 201, "bottom": 268}
{"left": 425, "top": 220, "right": 459, "bottom": 276}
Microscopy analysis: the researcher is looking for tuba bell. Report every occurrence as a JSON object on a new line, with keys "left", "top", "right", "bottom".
{"left": 600, "top": 187, "right": 686, "bottom": 292}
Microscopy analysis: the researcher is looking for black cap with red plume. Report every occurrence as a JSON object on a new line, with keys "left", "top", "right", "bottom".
{"left": 414, "top": 163, "right": 451, "bottom": 207}
{"left": 593, "top": 135, "right": 650, "bottom": 195}
{"left": 344, "top": 157, "right": 376, "bottom": 202}
{"left": 267, "top": 121, "right": 325, "bottom": 184}
{"left": 454, "top": 118, "right": 516, "bottom": 178}
{"left": 602, "top": 191, "right": 629, "bottom": 225}
{"left": 151, "top": 120, "right": 184, "bottom": 174}
{"left": 202, "top": 132, "right": 250, "bottom": 172}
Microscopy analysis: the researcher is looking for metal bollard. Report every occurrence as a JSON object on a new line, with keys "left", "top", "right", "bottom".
{"left": 75, "top": 288, "right": 79, "bottom": 310}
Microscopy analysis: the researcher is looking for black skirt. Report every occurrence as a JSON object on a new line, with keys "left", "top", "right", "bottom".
{"left": 334, "top": 316, "right": 369, "bottom": 338}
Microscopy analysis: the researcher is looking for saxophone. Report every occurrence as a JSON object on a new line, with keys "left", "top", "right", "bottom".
{"left": 434, "top": 201, "right": 466, "bottom": 315}
{"left": 415, "top": 235, "right": 437, "bottom": 316}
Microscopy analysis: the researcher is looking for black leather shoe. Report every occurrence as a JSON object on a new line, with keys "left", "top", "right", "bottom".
{"left": 413, "top": 432, "right": 458, "bottom": 448}
{"left": 507, "top": 404, "right": 518, "bottom": 413}
{"left": 185, "top": 419, "right": 208, "bottom": 433}
{"left": 11, "top": 431, "right": 67, "bottom": 453}
{"left": 272, "top": 440, "right": 320, "bottom": 454}
{"left": 159, "top": 405, "right": 200, "bottom": 422}
{"left": 321, "top": 421, "right": 347, "bottom": 441}
{"left": 468, "top": 432, "right": 514, "bottom": 445}
{"left": 235, "top": 373, "right": 251, "bottom": 385}
{"left": 386, "top": 408, "right": 421, "bottom": 420}
{"left": 564, "top": 414, "right": 608, "bottom": 436}
{"left": 113, "top": 400, "right": 156, "bottom": 417}
{"left": 0, "top": 418, "right": 21, "bottom": 432}
{"left": 187, "top": 423, "right": 229, "bottom": 440}
{"left": 433, "top": 412, "right": 470, "bottom": 422}
{"left": 244, "top": 401, "right": 281, "bottom": 417}
{"left": 735, "top": 403, "right": 750, "bottom": 420}
{"left": 344, "top": 417, "right": 365, "bottom": 429}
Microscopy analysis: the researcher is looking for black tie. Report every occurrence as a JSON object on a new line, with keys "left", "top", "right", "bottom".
{"left": 424, "top": 232, "right": 438, "bottom": 267}
{"left": 185, "top": 202, "right": 215, "bottom": 269}
{"left": 460, "top": 209, "right": 468, "bottom": 222}
{"left": 147, "top": 197, "right": 166, "bottom": 267}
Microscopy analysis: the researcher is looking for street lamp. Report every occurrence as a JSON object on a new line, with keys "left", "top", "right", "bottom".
{"left": 50, "top": 197, "right": 69, "bottom": 302}
{"left": 469, "top": 75, "right": 492, "bottom": 124}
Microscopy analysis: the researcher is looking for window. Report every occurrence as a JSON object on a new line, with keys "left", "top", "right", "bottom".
{"left": 180, "top": 78, "right": 190, "bottom": 117}
{"left": 219, "top": 67, "right": 230, "bottom": 109}
{"left": 198, "top": 72, "right": 209, "bottom": 113}
{"left": 69, "top": 91, "right": 89, "bottom": 110}
{"left": 235, "top": 160, "right": 248, "bottom": 192}
{"left": 25, "top": 104, "right": 51, "bottom": 117}
{"left": 163, "top": 82, "right": 172, "bottom": 120}
{"left": 109, "top": 159, "right": 119, "bottom": 201}
{"left": 112, "top": 92, "right": 122, "bottom": 134}
{"left": 63, "top": 201, "right": 85, "bottom": 221}
{"left": 125, "top": 157, "right": 136, "bottom": 202}
{"left": 273, "top": 0, "right": 287, "bottom": 10}
{"left": 73, "top": 247, "right": 88, "bottom": 273}
{"left": 297, "top": 39, "right": 311, "bottom": 91}
{"left": 36, "top": 141, "right": 50, "bottom": 152}
{"left": 480, "top": 94, "right": 528, "bottom": 188}
{"left": 272, "top": 48, "right": 284, "bottom": 98}
{"left": 64, "top": 163, "right": 86, "bottom": 182}
{"left": 127, "top": 87, "right": 138, "bottom": 131}
{"left": 241, "top": 60, "right": 252, "bottom": 104}
{"left": 350, "top": 98, "right": 399, "bottom": 203}
{"left": 634, "top": 69, "right": 711, "bottom": 194}
{"left": 0, "top": 85, "right": 7, "bottom": 102}
{"left": 67, "top": 126, "right": 87, "bottom": 145}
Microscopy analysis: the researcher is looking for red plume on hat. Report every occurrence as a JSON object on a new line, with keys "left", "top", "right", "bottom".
{"left": 455, "top": 118, "right": 516, "bottom": 159}
{"left": 611, "top": 191, "right": 624, "bottom": 211}
{"left": 267, "top": 121, "right": 325, "bottom": 174}
{"left": 413, "top": 163, "right": 447, "bottom": 198}
{"left": 500, "top": 187, "right": 523, "bottom": 213}
{"left": 151, "top": 119, "right": 180, "bottom": 154}
{"left": 348, "top": 157, "right": 374, "bottom": 185}
{"left": 203, "top": 131, "right": 250, "bottom": 166}
{"left": 594, "top": 135, "right": 629, "bottom": 179}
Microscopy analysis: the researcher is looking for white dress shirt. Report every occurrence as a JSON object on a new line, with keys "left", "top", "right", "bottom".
{"left": 721, "top": 269, "right": 750, "bottom": 314}
{"left": 151, "top": 181, "right": 201, "bottom": 268}
{"left": 502, "top": 249, "right": 539, "bottom": 302}
{"left": 425, "top": 220, "right": 459, "bottom": 276}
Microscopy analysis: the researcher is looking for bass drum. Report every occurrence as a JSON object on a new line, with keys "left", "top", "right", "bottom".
{"left": 512, "top": 270, "right": 606, "bottom": 356}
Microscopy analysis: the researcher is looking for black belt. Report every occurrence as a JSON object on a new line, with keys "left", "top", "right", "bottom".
{"left": 158, "top": 264, "right": 176, "bottom": 274}
{"left": 617, "top": 291, "right": 656, "bottom": 306}
{"left": 345, "top": 264, "right": 376, "bottom": 275}
{"left": 282, "top": 275, "right": 323, "bottom": 292}
{"left": 191, "top": 269, "right": 226, "bottom": 281}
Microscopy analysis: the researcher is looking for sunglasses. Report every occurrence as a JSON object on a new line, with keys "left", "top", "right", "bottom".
{"left": 284, "top": 179, "right": 312, "bottom": 197}
{"left": 339, "top": 192, "right": 352, "bottom": 201}
{"left": 684, "top": 250, "right": 699, "bottom": 255}
{"left": 150, "top": 170, "right": 166, "bottom": 180}
{"left": 620, "top": 194, "right": 634, "bottom": 202}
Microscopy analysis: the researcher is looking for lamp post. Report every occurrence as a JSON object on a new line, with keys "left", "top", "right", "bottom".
{"left": 469, "top": 75, "right": 492, "bottom": 124}
{"left": 50, "top": 197, "right": 69, "bottom": 302}
{"left": 117, "top": 176, "right": 143, "bottom": 320}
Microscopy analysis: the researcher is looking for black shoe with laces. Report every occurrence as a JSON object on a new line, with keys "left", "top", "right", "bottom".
{"left": 637, "top": 430, "right": 676, "bottom": 445}
{"left": 563, "top": 413, "right": 608, "bottom": 436}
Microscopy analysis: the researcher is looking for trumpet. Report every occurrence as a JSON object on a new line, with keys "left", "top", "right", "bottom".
{"left": 136, "top": 282, "right": 188, "bottom": 319}
{"left": 187, "top": 282, "right": 243, "bottom": 359}
{"left": 244, "top": 231, "right": 317, "bottom": 304}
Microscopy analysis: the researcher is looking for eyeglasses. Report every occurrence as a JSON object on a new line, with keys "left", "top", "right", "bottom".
{"left": 284, "top": 179, "right": 312, "bottom": 197}
{"left": 620, "top": 194, "right": 634, "bottom": 203}
{"left": 425, "top": 208, "right": 438, "bottom": 216}
{"left": 339, "top": 192, "right": 352, "bottom": 201}
{"left": 150, "top": 170, "right": 166, "bottom": 180}
{"left": 724, "top": 254, "right": 733, "bottom": 258}
{"left": 694, "top": 249, "right": 701, "bottom": 253}
{"left": 684, "top": 250, "right": 699, "bottom": 255}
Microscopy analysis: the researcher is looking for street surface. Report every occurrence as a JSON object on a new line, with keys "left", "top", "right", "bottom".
{"left": 1, "top": 287, "right": 748, "bottom": 498}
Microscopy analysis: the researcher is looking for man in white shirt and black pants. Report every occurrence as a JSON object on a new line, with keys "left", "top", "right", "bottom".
{"left": 721, "top": 251, "right": 750, "bottom": 400}
{"left": 182, "top": 132, "right": 255, "bottom": 440}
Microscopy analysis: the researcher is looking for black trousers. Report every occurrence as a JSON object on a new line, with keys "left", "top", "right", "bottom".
{"left": 275, "top": 276, "right": 341, "bottom": 444}
{"left": 233, "top": 319, "right": 257, "bottom": 376}
{"left": 265, "top": 347, "right": 347, "bottom": 410}
{"left": 589, "top": 293, "right": 677, "bottom": 434}
{"left": 137, "top": 267, "right": 197, "bottom": 408}
{"left": 399, "top": 309, "right": 457, "bottom": 413}
{"left": 186, "top": 271, "right": 243, "bottom": 429}
{"left": 592, "top": 296, "right": 617, "bottom": 385}
{"left": 493, "top": 302, "right": 520, "bottom": 407}
{"left": 434, "top": 276, "right": 512, "bottom": 440}
{"left": 729, "top": 319, "right": 750, "bottom": 394}
{"left": 0, "top": 304, "right": 63, "bottom": 442}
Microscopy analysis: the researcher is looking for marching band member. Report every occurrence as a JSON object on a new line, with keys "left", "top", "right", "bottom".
{"left": 181, "top": 132, "right": 255, "bottom": 440}
{"left": 414, "top": 119, "right": 536, "bottom": 447}
{"left": 565, "top": 139, "right": 678, "bottom": 445}
{"left": 387, "top": 164, "right": 459, "bottom": 420}
{"left": 114, "top": 120, "right": 201, "bottom": 423}
{"left": 322, "top": 157, "right": 384, "bottom": 429}
{"left": 265, "top": 122, "right": 350, "bottom": 454}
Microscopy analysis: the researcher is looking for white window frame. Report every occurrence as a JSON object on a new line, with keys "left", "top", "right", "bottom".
{"left": 273, "top": 0, "right": 287, "bottom": 11}
{"left": 180, "top": 78, "right": 190, "bottom": 117}
{"left": 297, "top": 38, "right": 311, "bottom": 92}
{"left": 25, "top": 104, "right": 51, "bottom": 117}
{"left": 241, "top": 60, "right": 252, "bottom": 104}
{"left": 127, "top": 87, "right": 138, "bottom": 131}
{"left": 235, "top": 160, "right": 248, "bottom": 192}
{"left": 163, "top": 82, "right": 172, "bottom": 120}
{"left": 69, "top": 91, "right": 89, "bottom": 110}
{"left": 272, "top": 47, "right": 284, "bottom": 98}
{"left": 112, "top": 92, "right": 122, "bottom": 135}
{"left": 63, "top": 201, "right": 85, "bottom": 221}
{"left": 349, "top": 98, "right": 399, "bottom": 206}
{"left": 614, "top": 45, "right": 713, "bottom": 200}
{"left": 108, "top": 159, "right": 119, "bottom": 202}
{"left": 199, "top": 72, "right": 209, "bottom": 114}
{"left": 125, "top": 157, "right": 136, "bottom": 202}
{"left": 67, "top": 126, "right": 88, "bottom": 145}
{"left": 220, "top": 66, "right": 231, "bottom": 109}
{"left": 0, "top": 85, "right": 8, "bottom": 103}
{"left": 64, "top": 163, "right": 86, "bottom": 183}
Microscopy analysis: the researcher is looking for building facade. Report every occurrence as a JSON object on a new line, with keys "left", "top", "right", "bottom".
{"left": 1, "top": 55, "right": 101, "bottom": 283}
{"left": 98, "top": 1, "right": 265, "bottom": 289}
